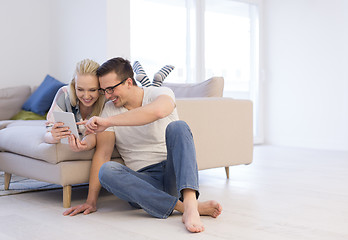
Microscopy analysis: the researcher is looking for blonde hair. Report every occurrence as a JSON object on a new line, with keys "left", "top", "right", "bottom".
{"left": 68, "top": 59, "right": 105, "bottom": 118}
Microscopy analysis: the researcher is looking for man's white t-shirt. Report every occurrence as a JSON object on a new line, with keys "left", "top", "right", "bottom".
{"left": 101, "top": 86, "right": 179, "bottom": 171}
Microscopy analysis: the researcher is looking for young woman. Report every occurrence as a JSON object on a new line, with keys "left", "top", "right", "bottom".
{"left": 44, "top": 59, "right": 105, "bottom": 151}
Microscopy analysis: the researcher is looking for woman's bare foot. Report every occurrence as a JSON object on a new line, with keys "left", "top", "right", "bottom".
{"left": 182, "top": 200, "right": 205, "bottom": 233}
{"left": 198, "top": 200, "right": 222, "bottom": 218}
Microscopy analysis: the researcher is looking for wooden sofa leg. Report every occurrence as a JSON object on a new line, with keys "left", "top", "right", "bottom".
{"left": 4, "top": 172, "right": 12, "bottom": 190}
{"left": 63, "top": 185, "right": 72, "bottom": 208}
{"left": 225, "top": 167, "right": 230, "bottom": 179}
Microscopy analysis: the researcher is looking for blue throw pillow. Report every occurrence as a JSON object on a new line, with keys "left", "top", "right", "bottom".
{"left": 22, "top": 75, "right": 66, "bottom": 116}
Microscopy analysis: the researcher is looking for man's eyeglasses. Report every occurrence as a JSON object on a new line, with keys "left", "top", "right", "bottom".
{"left": 98, "top": 79, "right": 127, "bottom": 95}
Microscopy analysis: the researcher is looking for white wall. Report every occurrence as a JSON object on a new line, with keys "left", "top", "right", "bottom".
{"left": 264, "top": 0, "right": 348, "bottom": 150}
{"left": 0, "top": 0, "right": 51, "bottom": 88}
{"left": 106, "top": 0, "right": 131, "bottom": 60}
{"left": 0, "top": 0, "right": 118, "bottom": 87}
{"left": 48, "top": 0, "right": 130, "bottom": 82}
{"left": 49, "top": 0, "right": 108, "bottom": 83}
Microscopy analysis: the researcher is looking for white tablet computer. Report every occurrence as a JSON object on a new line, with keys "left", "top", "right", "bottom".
{"left": 53, "top": 111, "right": 81, "bottom": 144}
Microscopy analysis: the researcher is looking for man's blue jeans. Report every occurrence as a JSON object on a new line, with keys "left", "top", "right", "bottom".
{"left": 98, "top": 120, "right": 199, "bottom": 219}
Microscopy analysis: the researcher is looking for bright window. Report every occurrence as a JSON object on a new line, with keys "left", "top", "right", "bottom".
{"left": 205, "top": 0, "right": 254, "bottom": 94}
{"left": 130, "top": 0, "right": 187, "bottom": 83}
{"left": 130, "top": 0, "right": 263, "bottom": 142}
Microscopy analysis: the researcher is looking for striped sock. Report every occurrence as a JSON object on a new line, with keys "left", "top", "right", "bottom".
{"left": 133, "top": 61, "right": 151, "bottom": 87}
{"left": 152, "top": 65, "right": 175, "bottom": 87}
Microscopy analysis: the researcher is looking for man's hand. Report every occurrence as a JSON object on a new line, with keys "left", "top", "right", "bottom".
{"left": 63, "top": 202, "right": 97, "bottom": 216}
{"left": 81, "top": 116, "right": 109, "bottom": 134}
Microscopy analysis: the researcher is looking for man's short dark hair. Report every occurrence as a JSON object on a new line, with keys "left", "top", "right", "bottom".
{"left": 97, "top": 57, "right": 137, "bottom": 85}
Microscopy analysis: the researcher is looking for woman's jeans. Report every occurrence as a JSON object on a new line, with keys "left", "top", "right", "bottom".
{"left": 98, "top": 120, "right": 199, "bottom": 219}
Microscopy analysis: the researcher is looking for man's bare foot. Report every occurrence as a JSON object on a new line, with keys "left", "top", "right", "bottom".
{"left": 182, "top": 200, "right": 205, "bottom": 233}
{"left": 198, "top": 200, "right": 222, "bottom": 218}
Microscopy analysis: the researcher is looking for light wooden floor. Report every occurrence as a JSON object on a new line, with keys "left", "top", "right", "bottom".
{"left": 0, "top": 145, "right": 347, "bottom": 240}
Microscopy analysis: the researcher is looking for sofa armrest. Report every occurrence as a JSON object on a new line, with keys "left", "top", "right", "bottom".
{"left": 176, "top": 97, "right": 253, "bottom": 170}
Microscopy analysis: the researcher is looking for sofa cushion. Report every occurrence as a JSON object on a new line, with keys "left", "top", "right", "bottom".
{"left": 0, "top": 120, "right": 15, "bottom": 130}
{"left": 0, "top": 123, "right": 120, "bottom": 164}
{"left": 1, "top": 119, "right": 46, "bottom": 130}
{"left": 22, "top": 75, "right": 66, "bottom": 116}
{"left": 162, "top": 77, "right": 224, "bottom": 98}
{"left": 6, "top": 120, "right": 48, "bottom": 127}
{"left": 0, "top": 85, "right": 32, "bottom": 120}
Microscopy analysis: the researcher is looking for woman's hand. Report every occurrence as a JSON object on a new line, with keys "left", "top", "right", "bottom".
{"left": 51, "top": 122, "right": 71, "bottom": 143}
{"left": 68, "top": 135, "right": 88, "bottom": 152}
{"left": 68, "top": 133, "right": 96, "bottom": 152}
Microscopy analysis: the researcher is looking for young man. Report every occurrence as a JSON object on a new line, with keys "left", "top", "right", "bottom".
{"left": 63, "top": 57, "right": 222, "bottom": 233}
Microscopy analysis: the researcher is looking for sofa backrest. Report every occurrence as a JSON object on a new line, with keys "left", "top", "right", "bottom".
{"left": 162, "top": 76, "right": 224, "bottom": 98}
{"left": 0, "top": 77, "right": 224, "bottom": 121}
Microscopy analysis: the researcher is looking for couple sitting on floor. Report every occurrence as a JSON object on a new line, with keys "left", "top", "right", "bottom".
{"left": 44, "top": 57, "right": 222, "bottom": 233}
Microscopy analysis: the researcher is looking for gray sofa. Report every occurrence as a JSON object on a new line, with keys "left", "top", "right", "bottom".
{"left": 0, "top": 77, "right": 253, "bottom": 208}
